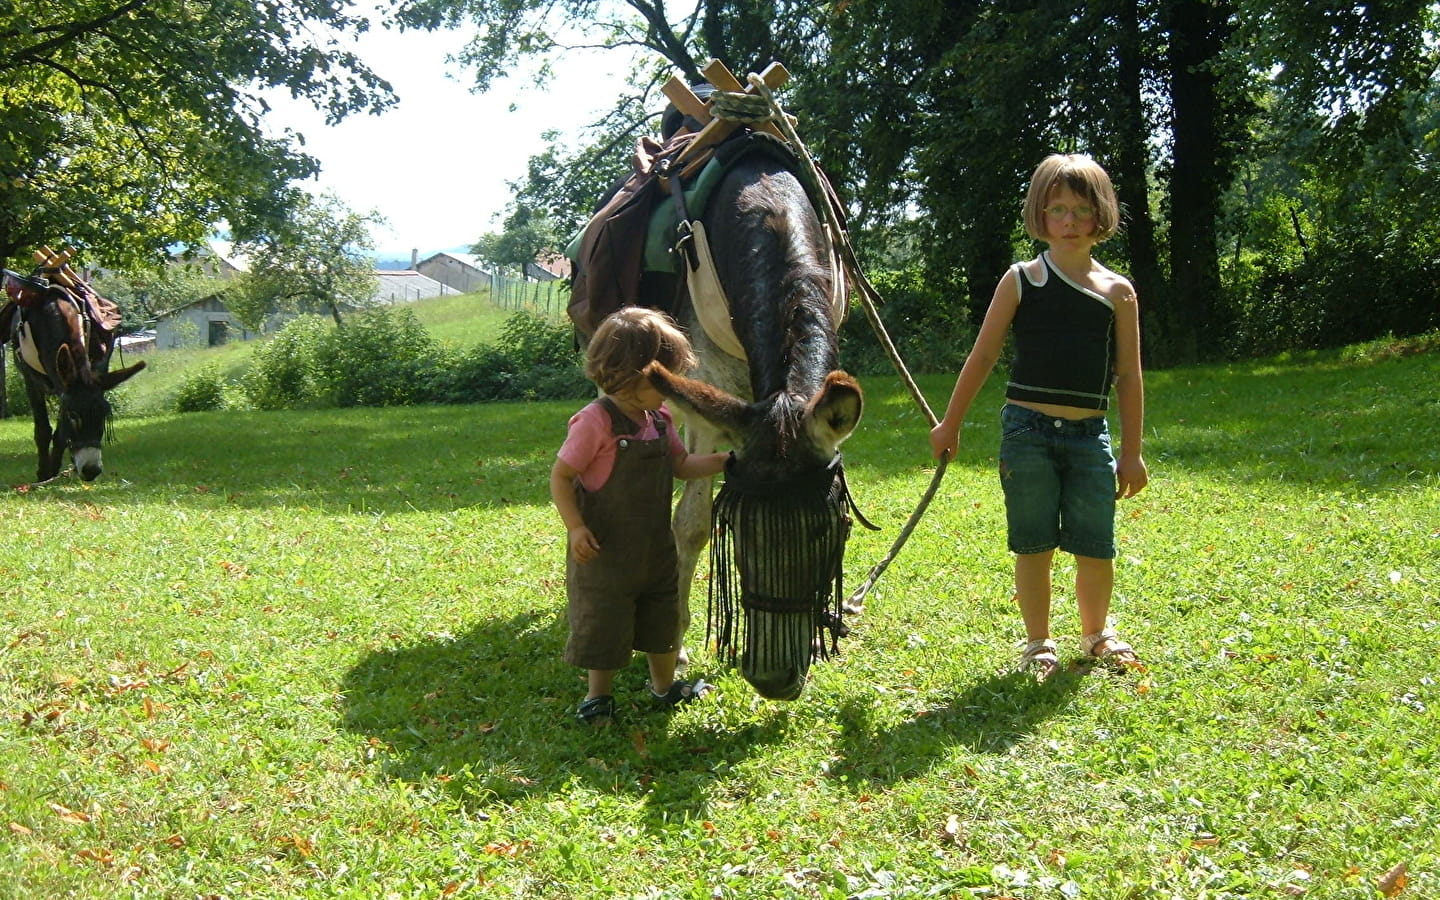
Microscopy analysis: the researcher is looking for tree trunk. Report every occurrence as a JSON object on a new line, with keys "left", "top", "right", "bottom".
{"left": 1112, "top": 0, "right": 1167, "bottom": 365}
{"left": 1165, "top": 0, "right": 1234, "bottom": 363}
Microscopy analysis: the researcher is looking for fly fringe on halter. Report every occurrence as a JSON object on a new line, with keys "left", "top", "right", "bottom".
{"left": 730, "top": 73, "right": 952, "bottom": 611}
{"left": 708, "top": 456, "right": 853, "bottom": 665}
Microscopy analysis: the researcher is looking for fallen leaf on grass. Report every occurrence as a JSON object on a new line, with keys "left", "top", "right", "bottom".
{"left": 1378, "top": 862, "right": 1408, "bottom": 897}
{"left": 10, "top": 822, "right": 32, "bottom": 835}
{"left": 277, "top": 834, "right": 313, "bottom": 858}
{"left": 483, "top": 840, "right": 532, "bottom": 857}
{"left": 76, "top": 848, "right": 115, "bottom": 864}
{"left": 49, "top": 803, "right": 92, "bottom": 824}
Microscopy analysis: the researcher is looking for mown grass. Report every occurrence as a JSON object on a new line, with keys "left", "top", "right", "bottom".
{"left": 0, "top": 337, "right": 1436, "bottom": 899}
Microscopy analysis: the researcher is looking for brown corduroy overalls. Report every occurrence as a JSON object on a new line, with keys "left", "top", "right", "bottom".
{"left": 563, "top": 398, "right": 680, "bottom": 670}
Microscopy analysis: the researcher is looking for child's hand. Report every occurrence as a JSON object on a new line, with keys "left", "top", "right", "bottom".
{"left": 929, "top": 422, "right": 959, "bottom": 461}
{"left": 1116, "top": 454, "right": 1149, "bottom": 499}
{"left": 568, "top": 526, "right": 601, "bottom": 563}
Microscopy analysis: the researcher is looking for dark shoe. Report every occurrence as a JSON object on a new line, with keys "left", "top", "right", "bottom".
{"left": 575, "top": 695, "right": 615, "bottom": 725}
{"left": 650, "top": 679, "right": 715, "bottom": 708}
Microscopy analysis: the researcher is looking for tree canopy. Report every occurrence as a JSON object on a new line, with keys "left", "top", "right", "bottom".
{"left": 0, "top": 0, "right": 396, "bottom": 272}
{"left": 395, "top": 0, "right": 1440, "bottom": 364}
{"left": 228, "top": 193, "right": 383, "bottom": 328}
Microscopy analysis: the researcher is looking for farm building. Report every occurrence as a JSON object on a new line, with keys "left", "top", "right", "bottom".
{"left": 373, "top": 269, "right": 454, "bottom": 303}
{"left": 153, "top": 294, "right": 256, "bottom": 349}
{"left": 414, "top": 251, "right": 492, "bottom": 294}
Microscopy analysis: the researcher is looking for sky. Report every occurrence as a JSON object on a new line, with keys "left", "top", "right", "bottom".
{"left": 263, "top": 18, "right": 633, "bottom": 260}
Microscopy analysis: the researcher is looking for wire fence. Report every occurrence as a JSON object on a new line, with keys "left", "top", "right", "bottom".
{"left": 488, "top": 271, "right": 567, "bottom": 321}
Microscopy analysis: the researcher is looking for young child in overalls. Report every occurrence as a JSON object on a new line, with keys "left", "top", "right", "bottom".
{"left": 550, "top": 308, "right": 730, "bottom": 725}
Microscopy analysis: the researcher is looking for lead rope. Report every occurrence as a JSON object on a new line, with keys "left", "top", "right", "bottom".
{"left": 725, "top": 76, "right": 953, "bottom": 612}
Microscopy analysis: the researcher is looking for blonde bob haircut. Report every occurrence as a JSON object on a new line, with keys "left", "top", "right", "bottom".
{"left": 1022, "top": 153, "right": 1121, "bottom": 243}
{"left": 584, "top": 307, "right": 698, "bottom": 395}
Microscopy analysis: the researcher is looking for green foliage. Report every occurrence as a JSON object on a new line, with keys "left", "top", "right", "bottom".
{"left": 313, "top": 308, "right": 437, "bottom": 408}
{"left": 172, "top": 364, "right": 228, "bottom": 413}
{"left": 4, "top": 357, "right": 32, "bottom": 418}
{"left": 241, "top": 315, "right": 330, "bottom": 410}
{"left": 229, "top": 192, "right": 383, "bottom": 327}
{"left": 840, "top": 267, "right": 974, "bottom": 375}
{"left": 472, "top": 206, "right": 563, "bottom": 273}
{"left": 239, "top": 308, "right": 588, "bottom": 410}
{"left": 406, "top": 0, "right": 1439, "bottom": 365}
{"left": 428, "top": 312, "right": 590, "bottom": 403}
{"left": 0, "top": 1, "right": 394, "bottom": 269}
{"left": 0, "top": 344, "right": 1436, "bottom": 897}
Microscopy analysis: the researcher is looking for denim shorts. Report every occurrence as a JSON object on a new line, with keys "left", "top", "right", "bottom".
{"left": 997, "top": 403, "right": 1117, "bottom": 559}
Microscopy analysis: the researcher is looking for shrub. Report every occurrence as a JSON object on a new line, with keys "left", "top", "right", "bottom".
{"left": 429, "top": 313, "right": 589, "bottom": 404}
{"left": 839, "top": 268, "right": 973, "bottom": 376}
{"left": 240, "top": 315, "right": 329, "bottom": 410}
{"left": 314, "top": 307, "right": 436, "bottom": 407}
{"left": 173, "top": 364, "right": 227, "bottom": 412}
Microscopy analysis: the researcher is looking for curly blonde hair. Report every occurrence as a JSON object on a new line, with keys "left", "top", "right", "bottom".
{"left": 1022, "top": 153, "right": 1122, "bottom": 243}
{"left": 585, "top": 308, "right": 698, "bottom": 395}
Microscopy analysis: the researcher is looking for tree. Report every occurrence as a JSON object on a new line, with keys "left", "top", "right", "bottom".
{"left": 473, "top": 207, "right": 563, "bottom": 274}
{"left": 393, "top": 0, "right": 832, "bottom": 246}
{"left": 228, "top": 193, "right": 382, "bottom": 328}
{"left": 395, "top": 0, "right": 1440, "bottom": 362}
{"left": 0, "top": 1, "right": 395, "bottom": 271}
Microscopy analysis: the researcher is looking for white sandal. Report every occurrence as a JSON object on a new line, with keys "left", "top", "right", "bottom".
{"left": 1080, "top": 628, "right": 1143, "bottom": 670}
{"left": 1018, "top": 638, "right": 1059, "bottom": 680}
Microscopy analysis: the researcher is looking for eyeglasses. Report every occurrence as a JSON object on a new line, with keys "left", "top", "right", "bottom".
{"left": 1045, "top": 203, "right": 1095, "bottom": 221}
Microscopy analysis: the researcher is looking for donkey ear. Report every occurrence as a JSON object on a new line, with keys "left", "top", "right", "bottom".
{"left": 54, "top": 344, "right": 77, "bottom": 387}
{"left": 97, "top": 360, "right": 147, "bottom": 391}
{"left": 805, "top": 370, "right": 863, "bottom": 450}
{"left": 644, "top": 362, "right": 751, "bottom": 432}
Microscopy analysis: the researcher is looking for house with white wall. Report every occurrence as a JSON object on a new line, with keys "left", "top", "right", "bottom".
{"left": 415, "top": 251, "right": 492, "bottom": 294}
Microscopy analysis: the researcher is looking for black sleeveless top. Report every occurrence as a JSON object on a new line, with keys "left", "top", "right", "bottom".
{"left": 1006, "top": 252, "right": 1116, "bottom": 411}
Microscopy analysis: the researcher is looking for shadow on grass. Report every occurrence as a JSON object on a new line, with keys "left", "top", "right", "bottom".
{"left": 3, "top": 402, "right": 566, "bottom": 513}
{"left": 11, "top": 346, "right": 1434, "bottom": 512}
{"left": 338, "top": 610, "right": 791, "bottom": 829}
{"left": 830, "top": 668, "right": 1086, "bottom": 785}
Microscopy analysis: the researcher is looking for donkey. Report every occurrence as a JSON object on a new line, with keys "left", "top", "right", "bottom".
{"left": 4, "top": 271, "right": 145, "bottom": 482}
{"left": 644, "top": 149, "right": 862, "bottom": 700}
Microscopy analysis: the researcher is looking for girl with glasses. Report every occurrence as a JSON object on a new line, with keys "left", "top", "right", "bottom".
{"left": 929, "top": 153, "right": 1149, "bottom": 680}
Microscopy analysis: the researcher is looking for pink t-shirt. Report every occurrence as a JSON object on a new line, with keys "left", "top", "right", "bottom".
{"left": 557, "top": 400, "right": 687, "bottom": 492}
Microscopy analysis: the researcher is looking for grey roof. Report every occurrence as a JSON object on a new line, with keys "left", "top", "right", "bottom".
{"left": 417, "top": 251, "right": 487, "bottom": 272}
{"left": 372, "top": 270, "right": 456, "bottom": 303}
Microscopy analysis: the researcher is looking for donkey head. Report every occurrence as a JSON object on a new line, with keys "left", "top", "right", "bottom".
{"left": 54, "top": 343, "right": 146, "bottom": 481}
{"left": 647, "top": 362, "right": 862, "bottom": 699}
{"left": 644, "top": 363, "right": 862, "bottom": 470}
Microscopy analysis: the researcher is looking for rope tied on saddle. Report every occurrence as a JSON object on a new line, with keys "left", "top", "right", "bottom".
{"left": 708, "top": 90, "right": 776, "bottom": 125}
{"left": 709, "top": 454, "right": 854, "bottom": 667}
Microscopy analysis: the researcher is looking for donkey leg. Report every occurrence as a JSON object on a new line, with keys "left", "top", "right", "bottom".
{"left": 25, "top": 383, "right": 58, "bottom": 482}
{"left": 672, "top": 474, "right": 715, "bottom": 671}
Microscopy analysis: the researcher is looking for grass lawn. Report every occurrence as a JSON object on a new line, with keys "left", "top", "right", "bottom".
{"left": 0, "top": 336, "right": 1436, "bottom": 898}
